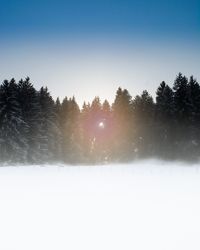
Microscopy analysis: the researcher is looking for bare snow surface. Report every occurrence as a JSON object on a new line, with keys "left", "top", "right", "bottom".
{"left": 0, "top": 160, "right": 200, "bottom": 250}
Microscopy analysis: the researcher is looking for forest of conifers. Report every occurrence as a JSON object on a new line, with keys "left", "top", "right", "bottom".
{"left": 0, "top": 73, "right": 200, "bottom": 164}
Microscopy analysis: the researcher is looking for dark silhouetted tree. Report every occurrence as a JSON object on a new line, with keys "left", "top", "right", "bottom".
{"left": 0, "top": 79, "right": 28, "bottom": 163}
{"left": 38, "top": 87, "right": 61, "bottom": 162}
{"left": 112, "top": 88, "right": 133, "bottom": 161}
{"left": 173, "top": 73, "right": 192, "bottom": 158}
{"left": 132, "top": 90, "right": 155, "bottom": 158}
{"left": 61, "top": 96, "right": 81, "bottom": 163}
{"left": 155, "top": 82, "right": 174, "bottom": 158}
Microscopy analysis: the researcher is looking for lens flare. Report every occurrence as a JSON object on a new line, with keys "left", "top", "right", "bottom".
{"left": 98, "top": 121, "right": 105, "bottom": 129}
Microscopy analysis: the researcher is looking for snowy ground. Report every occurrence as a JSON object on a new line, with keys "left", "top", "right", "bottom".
{"left": 0, "top": 160, "right": 200, "bottom": 250}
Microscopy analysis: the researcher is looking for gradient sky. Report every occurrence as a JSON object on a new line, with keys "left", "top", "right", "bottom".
{"left": 0, "top": 0, "right": 200, "bottom": 105}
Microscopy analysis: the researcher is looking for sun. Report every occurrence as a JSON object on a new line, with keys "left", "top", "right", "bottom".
{"left": 98, "top": 121, "right": 105, "bottom": 129}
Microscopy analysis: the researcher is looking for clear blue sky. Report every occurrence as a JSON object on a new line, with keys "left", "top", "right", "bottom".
{"left": 0, "top": 0, "right": 200, "bottom": 104}
{"left": 1, "top": 0, "right": 199, "bottom": 38}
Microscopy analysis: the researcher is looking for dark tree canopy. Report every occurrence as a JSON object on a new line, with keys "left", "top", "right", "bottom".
{"left": 0, "top": 73, "right": 200, "bottom": 165}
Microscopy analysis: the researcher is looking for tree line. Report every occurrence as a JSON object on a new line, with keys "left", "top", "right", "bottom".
{"left": 0, "top": 73, "right": 200, "bottom": 165}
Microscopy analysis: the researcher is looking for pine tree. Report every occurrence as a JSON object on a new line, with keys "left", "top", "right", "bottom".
{"left": 173, "top": 73, "right": 192, "bottom": 158}
{"left": 61, "top": 96, "right": 81, "bottom": 163}
{"left": 101, "top": 100, "right": 113, "bottom": 162}
{"left": 54, "top": 97, "right": 62, "bottom": 161}
{"left": 187, "top": 76, "right": 200, "bottom": 158}
{"left": 80, "top": 101, "right": 92, "bottom": 163}
{"left": 132, "top": 90, "right": 155, "bottom": 158}
{"left": 173, "top": 73, "right": 191, "bottom": 122}
{"left": 188, "top": 76, "right": 200, "bottom": 124}
{"left": 17, "top": 77, "right": 41, "bottom": 163}
{"left": 38, "top": 87, "right": 61, "bottom": 162}
{"left": 112, "top": 88, "right": 133, "bottom": 161}
{"left": 0, "top": 79, "right": 28, "bottom": 163}
{"left": 155, "top": 82, "right": 174, "bottom": 158}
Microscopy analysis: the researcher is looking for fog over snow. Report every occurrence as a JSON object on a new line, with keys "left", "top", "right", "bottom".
{"left": 0, "top": 160, "right": 200, "bottom": 250}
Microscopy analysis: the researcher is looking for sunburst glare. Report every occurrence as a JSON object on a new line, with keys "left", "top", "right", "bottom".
{"left": 98, "top": 121, "right": 105, "bottom": 129}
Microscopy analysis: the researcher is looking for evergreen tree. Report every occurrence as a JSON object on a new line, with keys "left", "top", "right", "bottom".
{"left": 101, "top": 100, "right": 113, "bottom": 162}
{"left": 187, "top": 76, "right": 200, "bottom": 158}
{"left": 80, "top": 101, "right": 92, "bottom": 163}
{"left": 173, "top": 73, "right": 191, "bottom": 122}
{"left": 155, "top": 82, "right": 174, "bottom": 158}
{"left": 112, "top": 88, "right": 133, "bottom": 161}
{"left": 173, "top": 73, "right": 192, "bottom": 158}
{"left": 84, "top": 97, "right": 103, "bottom": 163}
{"left": 0, "top": 79, "right": 28, "bottom": 163}
{"left": 55, "top": 97, "right": 61, "bottom": 115}
{"left": 61, "top": 96, "right": 81, "bottom": 163}
{"left": 54, "top": 97, "right": 63, "bottom": 161}
{"left": 132, "top": 90, "right": 155, "bottom": 158}
{"left": 188, "top": 76, "right": 200, "bottom": 124}
{"left": 17, "top": 77, "right": 41, "bottom": 163}
{"left": 38, "top": 87, "right": 61, "bottom": 162}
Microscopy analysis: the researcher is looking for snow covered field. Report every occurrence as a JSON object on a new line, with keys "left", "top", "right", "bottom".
{"left": 0, "top": 160, "right": 200, "bottom": 250}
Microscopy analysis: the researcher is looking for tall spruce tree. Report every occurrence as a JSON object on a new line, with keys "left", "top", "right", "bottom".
{"left": 0, "top": 79, "right": 28, "bottom": 163}
{"left": 38, "top": 87, "right": 61, "bottom": 162}
{"left": 132, "top": 90, "right": 155, "bottom": 158}
{"left": 54, "top": 97, "right": 62, "bottom": 161}
{"left": 61, "top": 96, "right": 81, "bottom": 163}
{"left": 187, "top": 76, "right": 200, "bottom": 158}
{"left": 101, "top": 100, "right": 113, "bottom": 162}
{"left": 17, "top": 77, "right": 41, "bottom": 163}
{"left": 155, "top": 82, "right": 174, "bottom": 158}
{"left": 112, "top": 88, "right": 133, "bottom": 161}
{"left": 80, "top": 101, "right": 92, "bottom": 163}
{"left": 173, "top": 73, "right": 191, "bottom": 122}
{"left": 89, "top": 97, "right": 104, "bottom": 163}
{"left": 173, "top": 73, "right": 192, "bottom": 158}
